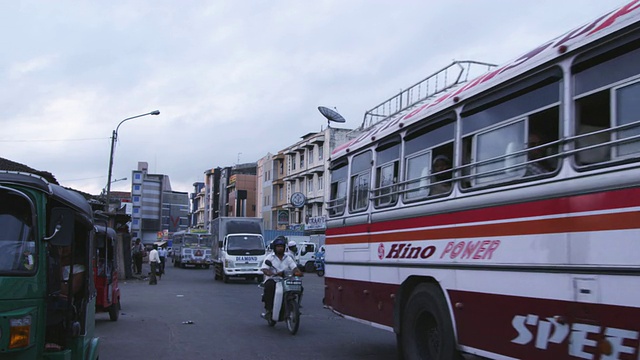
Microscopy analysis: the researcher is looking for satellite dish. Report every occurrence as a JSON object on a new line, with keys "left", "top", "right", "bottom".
{"left": 318, "top": 106, "right": 346, "bottom": 123}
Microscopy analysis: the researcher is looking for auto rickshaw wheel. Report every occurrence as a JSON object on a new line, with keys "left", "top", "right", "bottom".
{"left": 109, "top": 301, "right": 120, "bottom": 321}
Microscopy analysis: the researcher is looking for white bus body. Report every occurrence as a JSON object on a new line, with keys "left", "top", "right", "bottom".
{"left": 325, "top": 2, "right": 640, "bottom": 359}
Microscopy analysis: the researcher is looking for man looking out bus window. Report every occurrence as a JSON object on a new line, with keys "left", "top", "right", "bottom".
{"left": 431, "top": 155, "right": 452, "bottom": 195}
{"left": 525, "top": 133, "right": 553, "bottom": 176}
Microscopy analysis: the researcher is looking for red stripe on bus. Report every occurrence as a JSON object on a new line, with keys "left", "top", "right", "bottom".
{"left": 326, "top": 187, "right": 640, "bottom": 240}
{"left": 327, "top": 211, "right": 639, "bottom": 244}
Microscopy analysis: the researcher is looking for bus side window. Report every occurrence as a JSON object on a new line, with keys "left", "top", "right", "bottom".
{"left": 374, "top": 141, "right": 400, "bottom": 208}
{"left": 573, "top": 41, "right": 640, "bottom": 165}
{"left": 349, "top": 151, "right": 372, "bottom": 213}
{"left": 328, "top": 162, "right": 348, "bottom": 217}
{"left": 575, "top": 91, "right": 611, "bottom": 165}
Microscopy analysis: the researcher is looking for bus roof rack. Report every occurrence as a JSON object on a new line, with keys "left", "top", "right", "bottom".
{"left": 360, "top": 60, "right": 497, "bottom": 130}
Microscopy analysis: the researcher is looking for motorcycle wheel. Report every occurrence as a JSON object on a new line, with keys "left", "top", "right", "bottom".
{"left": 285, "top": 299, "right": 300, "bottom": 335}
{"left": 316, "top": 270, "right": 324, "bottom": 277}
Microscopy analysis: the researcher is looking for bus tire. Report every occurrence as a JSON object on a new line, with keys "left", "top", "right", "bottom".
{"left": 400, "top": 283, "right": 458, "bottom": 360}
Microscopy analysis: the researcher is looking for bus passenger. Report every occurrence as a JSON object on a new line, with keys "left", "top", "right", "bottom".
{"left": 525, "top": 133, "right": 553, "bottom": 176}
{"left": 431, "top": 155, "right": 452, "bottom": 195}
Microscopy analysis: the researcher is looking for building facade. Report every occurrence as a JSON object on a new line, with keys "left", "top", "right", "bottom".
{"left": 130, "top": 161, "right": 188, "bottom": 244}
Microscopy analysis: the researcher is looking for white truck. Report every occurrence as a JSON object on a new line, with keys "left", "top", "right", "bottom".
{"left": 293, "top": 239, "right": 318, "bottom": 273}
{"left": 211, "top": 217, "right": 266, "bottom": 283}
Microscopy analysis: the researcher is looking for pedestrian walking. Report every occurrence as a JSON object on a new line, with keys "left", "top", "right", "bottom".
{"left": 148, "top": 244, "right": 160, "bottom": 285}
{"left": 158, "top": 245, "right": 167, "bottom": 276}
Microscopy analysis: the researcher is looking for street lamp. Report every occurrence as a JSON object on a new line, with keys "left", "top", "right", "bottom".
{"left": 105, "top": 110, "right": 160, "bottom": 211}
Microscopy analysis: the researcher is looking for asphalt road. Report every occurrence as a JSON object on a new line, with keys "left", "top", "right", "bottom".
{"left": 95, "top": 260, "right": 398, "bottom": 359}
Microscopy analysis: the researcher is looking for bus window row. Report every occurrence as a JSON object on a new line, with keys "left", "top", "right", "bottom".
{"left": 327, "top": 35, "right": 640, "bottom": 218}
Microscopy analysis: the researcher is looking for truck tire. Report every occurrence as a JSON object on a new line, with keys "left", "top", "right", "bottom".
{"left": 223, "top": 273, "right": 229, "bottom": 283}
{"left": 400, "top": 283, "right": 459, "bottom": 360}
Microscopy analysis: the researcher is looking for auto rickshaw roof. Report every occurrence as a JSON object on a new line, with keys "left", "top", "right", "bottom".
{"left": 0, "top": 171, "right": 93, "bottom": 221}
{"left": 95, "top": 225, "right": 117, "bottom": 240}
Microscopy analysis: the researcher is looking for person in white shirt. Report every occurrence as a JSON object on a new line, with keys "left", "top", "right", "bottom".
{"left": 260, "top": 236, "right": 301, "bottom": 319}
{"left": 148, "top": 245, "right": 160, "bottom": 285}
{"left": 157, "top": 246, "right": 167, "bottom": 276}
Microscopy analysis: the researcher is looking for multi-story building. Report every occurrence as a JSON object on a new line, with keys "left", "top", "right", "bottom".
{"left": 191, "top": 182, "right": 205, "bottom": 228}
{"left": 198, "top": 164, "right": 257, "bottom": 233}
{"left": 257, "top": 153, "right": 274, "bottom": 229}
{"left": 278, "top": 126, "right": 356, "bottom": 232}
{"left": 130, "top": 161, "right": 189, "bottom": 244}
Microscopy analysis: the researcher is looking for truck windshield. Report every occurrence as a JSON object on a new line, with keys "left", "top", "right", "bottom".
{"left": 200, "top": 235, "right": 212, "bottom": 247}
{"left": 226, "top": 235, "right": 265, "bottom": 255}
{"left": 0, "top": 191, "right": 36, "bottom": 274}
{"left": 183, "top": 234, "right": 198, "bottom": 246}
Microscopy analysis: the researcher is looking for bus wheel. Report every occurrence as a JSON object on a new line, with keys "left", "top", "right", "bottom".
{"left": 401, "top": 283, "right": 458, "bottom": 360}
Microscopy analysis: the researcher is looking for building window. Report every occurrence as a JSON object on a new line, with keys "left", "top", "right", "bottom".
{"left": 307, "top": 178, "right": 314, "bottom": 193}
{"left": 318, "top": 174, "right": 323, "bottom": 190}
{"left": 133, "top": 196, "right": 140, "bottom": 203}
{"left": 318, "top": 146, "right": 323, "bottom": 161}
{"left": 134, "top": 173, "right": 141, "bottom": 180}
{"left": 300, "top": 153, "right": 305, "bottom": 169}
{"left": 309, "top": 149, "right": 314, "bottom": 165}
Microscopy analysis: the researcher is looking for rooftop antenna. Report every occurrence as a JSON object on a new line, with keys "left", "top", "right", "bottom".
{"left": 318, "top": 106, "right": 346, "bottom": 128}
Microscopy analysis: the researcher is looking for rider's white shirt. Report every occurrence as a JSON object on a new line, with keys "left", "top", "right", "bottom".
{"left": 261, "top": 253, "right": 297, "bottom": 280}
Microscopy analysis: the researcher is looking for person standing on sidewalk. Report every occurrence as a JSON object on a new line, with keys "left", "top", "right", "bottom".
{"left": 131, "top": 239, "right": 144, "bottom": 275}
{"left": 148, "top": 244, "right": 160, "bottom": 285}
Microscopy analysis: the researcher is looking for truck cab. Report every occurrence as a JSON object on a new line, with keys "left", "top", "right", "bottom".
{"left": 212, "top": 217, "right": 266, "bottom": 283}
{"left": 296, "top": 242, "right": 318, "bottom": 272}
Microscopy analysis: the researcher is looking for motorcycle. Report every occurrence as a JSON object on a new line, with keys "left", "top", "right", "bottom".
{"left": 260, "top": 260, "right": 303, "bottom": 335}
{"left": 314, "top": 252, "right": 325, "bottom": 277}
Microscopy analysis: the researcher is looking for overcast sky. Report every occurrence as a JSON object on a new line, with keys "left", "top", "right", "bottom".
{"left": 0, "top": 0, "right": 628, "bottom": 196}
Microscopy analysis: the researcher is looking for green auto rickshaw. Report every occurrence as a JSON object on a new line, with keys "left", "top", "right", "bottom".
{"left": 0, "top": 171, "right": 99, "bottom": 359}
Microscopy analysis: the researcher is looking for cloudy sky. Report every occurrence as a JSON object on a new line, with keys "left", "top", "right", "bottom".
{"left": 0, "top": 0, "right": 628, "bottom": 196}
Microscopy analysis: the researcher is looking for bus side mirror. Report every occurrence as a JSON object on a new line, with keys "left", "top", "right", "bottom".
{"left": 46, "top": 207, "right": 75, "bottom": 246}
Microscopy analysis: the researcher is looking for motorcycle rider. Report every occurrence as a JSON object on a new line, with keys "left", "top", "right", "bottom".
{"left": 261, "top": 236, "right": 302, "bottom": 320}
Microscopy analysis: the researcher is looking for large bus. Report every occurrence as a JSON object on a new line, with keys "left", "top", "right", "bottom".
{"left": 172, "top": 230, "right": 213, "bottom": 269}
{"left": 324, "top": 2, "right": 640, "bottom": 360}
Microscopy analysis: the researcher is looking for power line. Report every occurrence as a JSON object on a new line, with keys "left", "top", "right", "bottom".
{"left": 0, "top": 137, "right": 107, "bottom": 143}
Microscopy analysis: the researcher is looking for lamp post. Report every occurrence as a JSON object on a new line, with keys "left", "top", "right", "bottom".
{"left": 105, "top": 110, "right": 160, "bottom": 212}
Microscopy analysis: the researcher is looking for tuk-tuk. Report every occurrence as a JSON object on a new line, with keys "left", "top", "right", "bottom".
{"left": 94, "top": 224, "right": 120, "bottom": 321}
{"left": 0, "top": 171, "right": 99, "bottom": 359}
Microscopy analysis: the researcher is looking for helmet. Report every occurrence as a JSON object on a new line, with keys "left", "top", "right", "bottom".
{"left": 271, "top": 236, "right": 287, "bottom": 249}
{"left": 287, "top": 240, "right": 297, "bottom": 248}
